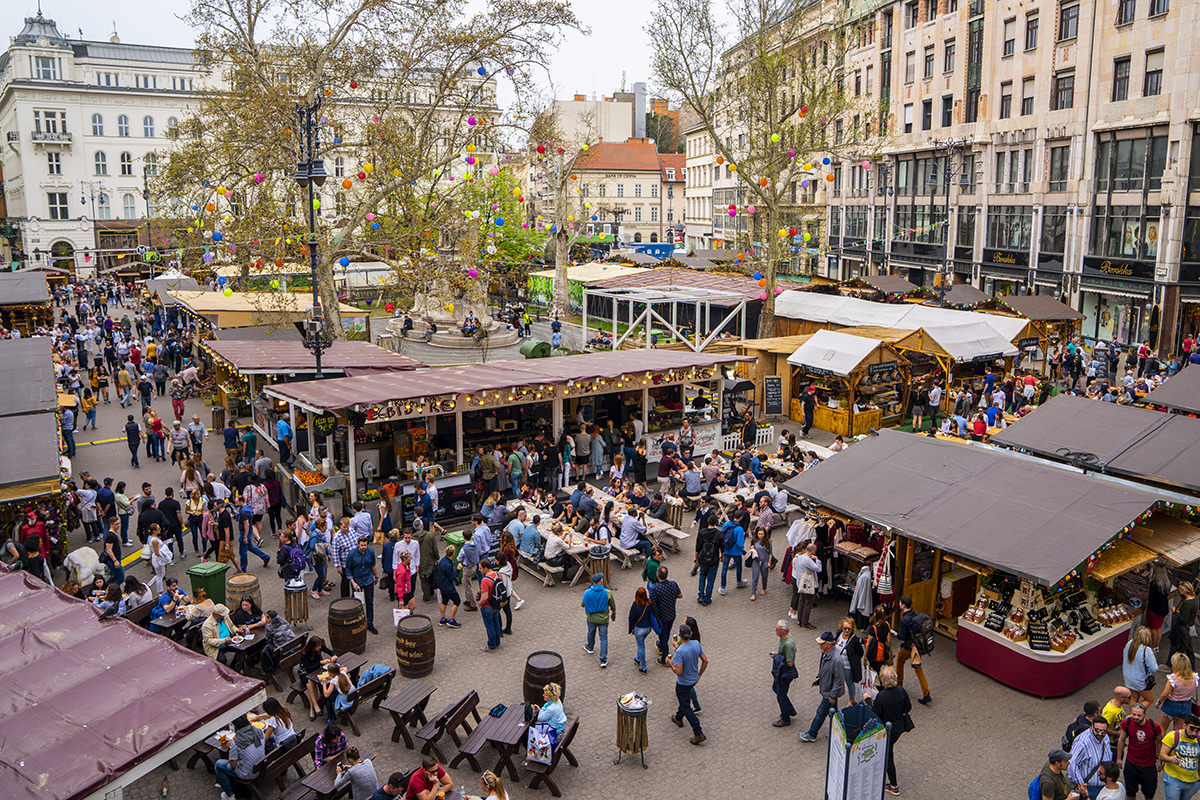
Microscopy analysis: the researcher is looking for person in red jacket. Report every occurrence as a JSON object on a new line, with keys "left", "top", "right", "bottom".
{"left": 18, "top": 509, "right": 49, "bottom": 558}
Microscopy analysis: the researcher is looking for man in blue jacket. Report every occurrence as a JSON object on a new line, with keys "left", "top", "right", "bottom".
{"left": 718, "top": 518, "right": 747, "bottom": 596}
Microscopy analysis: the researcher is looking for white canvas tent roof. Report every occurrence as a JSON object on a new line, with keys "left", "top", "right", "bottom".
{"left": 775, "top": 291, "right": 1029, "bottom": 342}
{"left": 786, "top": 329, "right": 882, "bottom": 376}
{"left": 921, "top": 322, "right": 1018, "bottom": 361}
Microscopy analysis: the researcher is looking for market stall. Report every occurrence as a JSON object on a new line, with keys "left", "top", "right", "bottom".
{"left": 842, "top": 274, "right": 919, "bottom": 300}
{"left": 262, "top": 350, "right": 747, "bottom": 511}
{"left": 1144, "top": 368, "right": 1200, "bottom": 415}
{"left": 167, "top": 289, "right": 370, "bottom": 330}
{"left": 785, "top": 329, "right": 909, "bottom": 436}
{"left": 783, "top": 430, "right": 1198, "bottom": 696}
{"left": 993, "top": 294, "right": 1084, "bottom": 374}
{"left": 886, "top": 322, "right": 1019, "bottom": 408}
{"left": 0, "top": 273, "right": 52, "bottom": 335}
{"left": 525, "top": 262, "right": 647, "bottom": 311}
{"left": 936, "top": 282, "right": 992, "bottom": 309}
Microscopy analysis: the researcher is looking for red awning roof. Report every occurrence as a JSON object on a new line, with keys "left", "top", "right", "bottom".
{"left": 205, "top": 338, "right": 423, "bottom": 373}
{"left": 265, "top": 350, "right": 748, "bottom": 412}
{"left": 0, "top": 568, "right": 264, "bottom": 800}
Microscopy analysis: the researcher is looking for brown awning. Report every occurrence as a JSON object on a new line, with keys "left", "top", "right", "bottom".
{"left": 1089, "top": 538, "right": 1157, "bottom": 581}
{"left": 0, "top": 338, "right": 56, "bottom": 416}
{"left": 940, "top": 283, "right": 991, "bottom": 307}
{"left": 0, "top": 567, "right": 264, "bottom": 800}
{"left": 858, "top": 275, "right": 918, "bottom": 294}
{"left": 1130, "top": 514, "right": 1200, "bottom": 566}
{"left": 1144, "top": 369, "right": 1200, "bottom": 415}
{"left": 0, "top": 412, "right": 61, "bottom": 494}
{"left": 205, "top": 339, "right": 423, "bottom": 374}
{"left": 0, "top": 273, "right": 51, "bottom": 306}
{"left": 996, "top": 294, "right": 1085, "bottom": 321}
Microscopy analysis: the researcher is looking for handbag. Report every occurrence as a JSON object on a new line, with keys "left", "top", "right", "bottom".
{"left": 526, "top": 722, "right": 555, "bottom": 766}
{"left": 1144, "top": 647, "right": 1157, "bottom": 690}
{"left": 797, "top": 567, "right": 816, "bottom": 595}
{"left": 900, "top": 711, "right": 916, "bottom": 733}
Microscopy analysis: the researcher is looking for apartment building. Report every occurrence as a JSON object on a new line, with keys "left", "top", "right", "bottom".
{"left": 824, "top": 0, "right": 1200, "bottom": 351}
{"left": 683, "top": 122, "right": 715, "bottom": 251}
{"left": 660, "top": 153, "right": 685, "bottom": 244}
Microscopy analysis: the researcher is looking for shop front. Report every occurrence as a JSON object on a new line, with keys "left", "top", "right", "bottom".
{"left": 785, "top": 329, "right": 909, "bottom": 436}
{"left": 979, "top": 248, "right": 1032, "bottom": 298}
{"left": 1079, "top": 257, "right": 1155, "bottom": 344}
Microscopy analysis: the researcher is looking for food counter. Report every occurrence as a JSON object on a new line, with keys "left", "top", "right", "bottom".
{"left": 645, "top": 419, "right": 722, "bottom": 463}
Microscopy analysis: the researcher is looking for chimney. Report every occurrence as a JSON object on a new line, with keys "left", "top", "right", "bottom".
{"left": 574, "top": 94, "right": 585, "bottom": 101}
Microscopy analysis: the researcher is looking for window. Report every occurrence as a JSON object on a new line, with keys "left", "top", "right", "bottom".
{"left": 633, "top": 207, "right": 642, "bottom": 222}
{"left": 923, "top": 46, "right": 934, "bottom": 78}
{"left": 616, "top": 184, "right": 624, "bottom": 197}
{"left": 906, "top": 1, "right": 919, "bottom": 28}
{"left": 1025, "top": 13, "right": 1039, "bottom": 49}
{"left": 96, "top": 71, "right": 118, "bottom": 86}
{"left": 1021, "top": 77, "right": 1035, "bottom": 115}
{"left": 854, "top": 71, "right": 862, "bottom": 96}
{"left": 921, "top": 99, "right": 932, "bottom": 131}
{"left": 334, "top": 157, "right": 344, "bottom": 177}
{"left": 651, "top": 184, "right": 659, "bottom": 198}
{"left": 1148, "top": 0, "right": 1168, "bottom": 15}
{"left": 166, "top": 116, "right": 179, "bottom": 135}
{"left": 961, "top": 155, "right": 977, "bottom": 194}
{"left": 958, "top": 206, "right": 977, "bottom": 248}
{"left": 925, "top": 0, "right": 937, "bottom": 20}
{"left": 1095, "top": 135, "right": 1167, "bottom": 191}
{"left": 904, "top": 51, "right": 915, "bottom": 83}
{"left": 667, "top": 208, "right": 673, "bottom": 223}
{"left": 33, "top": 110, "right": 66, "bottom": 133}
{"left": 1090, "top": 205, "right": 1160, "bottom": 257}
{"left": 965, "top": 89, "right": 980, "bottom": 122}
{"left": 120, "top": 152, "right": 133, "bottom": 176}
{"left": 943, "top": 40, "right": 956, "bottom": 73}
{"left": 634, "top": 184, "right": 642, "bottom": 197}
{"left": 1021, "top": 148, "right": 1033, "bottom": 192}
{"left": 1059, "top": 2, "right": 1079, "bottom": 40}
{"left": 1144, "top": 50, "right": 1163, "bottom": 97}
{"left": 35, "top": 56, "right": 57, "bottom": 79}
{"left": 1041, "top": 206, "right": 1068, "bottom": 253}
{"left": 144, "top": 153, "right": 158, "bottom": 176}
{"left": 143, "top": 116, "right": 155, "bottom": 137}
{"left": 866, "top": 64, "right": 874, "bottom": 94}
{"left": 1052, "top": 71, "right": 1074, "bottom": 110}
{"left": 986, "top": 205, "right": 1034, "bottom": 249}
{"left": 903, "top": 104, "right": 914, "bottom": 133}
{"left": 96, "top": 193, "right": 112, "bottom": 220}
{"left": 123, "top": 194, "right": 137, "bottom": 219}
{"left": 598, "top": 184, "right": 606, "bottom": 197}
{"left": 941, "top": 95, "right": 954, "bottom": 127}
{"left": 999, "top": 82, "right": 1013, "bottom": 119}
{"left": 135, "top": 74, "right": 157, "bottom": 89}
{"left": 47, "top": 152, "right": 62, "bottom": 175}
{"left": 667, "top": 185, "right": 674, "bottom": 199}
{"left": 91, "top": 113, "right": 104, "bottom": 136}
{"left": 650, "top": 206, "right": 658, "bottom": 222}
{"left": 117, "top": 115, "right": 130, "bottom": 136}
{"left": 47, "top": 193, "right": 68, "bottom": 220}
{"left": 1116, "top": 0, "right": 1135, "bottom": 25}
{"left": 1003, "top": 18, "right": 1016, "bottom": 56}
{"left": 1112, "top": 57, "right": 1131, "bottom": 101}
{"left": 94, "top": 152, "right": 108, "bottom": 176}
{"left": 1049, "top": 145, "right": 1070, "bottom": 190}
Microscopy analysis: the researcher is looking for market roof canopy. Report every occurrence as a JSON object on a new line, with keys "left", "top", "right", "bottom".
{"left": 855, "top": 275, "right": 918, "bottom": 294}
{"left": 996, "top": 294, "right": 1085, "bottom": 321}
{"left": 0, "top": 567, "right": 263, "bottom": 800}
{"left": 786, "top": 329, "right": 883, "bottom": 376}
{"left": 0, "top": 338, "right": 56, "bottom": 415}
{"left": 266, "top": 350, "right": 747, "bottom": 412}
{"left": 590, "top": 266, "right": 770, "bottom": 304}
{"left": 0, "top": 273, "right": 51, "bottom": 306}
{"left": 167, "top": 289, "right": 368, "bottom": 328}
{"left": 609, "top": 251, "right": 661, "bottom": 265}
{"left": 528, "top": 263, "right": 647, "bottom": 283}
{"left": 940, "top": 283, "right": 991, "bottom": 307}
{"left": 206, "top": 338, "right": 423, "bottom": 374}
{"left": 144, "top": 275, "right": 202, "bottom": 305}
{"left": 991, "top": 394, "right": 1200, "bottom": 493}
{"left": 1144, "top": 369, "right": 1200, "bottom": 415}
{"left": 781, "top": 429, "right": 1167, "bottom": 585}
{"left": 916, "top": 322, "right": 1019, "bottom": 362}
{"left": 0, "top": 412, "right": 63, "bottom": 498}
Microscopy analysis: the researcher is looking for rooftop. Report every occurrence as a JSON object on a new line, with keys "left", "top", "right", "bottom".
{"left": 573, "top": 139, "right": 663, "bottom": 173}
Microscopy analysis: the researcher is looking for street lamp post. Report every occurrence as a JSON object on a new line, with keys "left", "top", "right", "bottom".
{"left": 293, "top": 95, "right": 330, "bottom": 377}
{"left": 81, "top": 179, "right": 102, "bottom": 275}
{"left": 930, "top": 138, "right": 971, "bottom": 307}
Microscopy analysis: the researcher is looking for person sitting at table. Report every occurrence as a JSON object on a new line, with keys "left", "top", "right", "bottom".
{"left": 542, "top": 524, "right": 577, "bottom": 584}
{"left": 313, "top": 723, "right": 348, "bottom": 768}
{"left": 479, "top": 490, "right": 500, "bottom": 522}
{"left": 518, "top": 513, "right": 543, "bottom": 561}
{"left": 230, "top": 596, "right": 267, "bottom": 635}
{"left": 420, "top": 322, "right": 437, "bottom": 343}
{"left": 505, "top": 507, "right": 528, "bottom": 544}
{"left": 575, "top": 486, "right": 599, "bottom": 521}
{"left": 529, "top": 682, "right": 567, "bottom": 750}
{"left": 149, "top": 577, "right": 190, "bottom": 632}
{"left": 215, "top": 714, "right": 266, "bottom": 800}
{"left": 405, "top": 755, "right": 454, "bottom": 800}
{"left": 518, "top": 482, "right": 535, "bottom": 502}
{"left": 488, "top": 497, "right": 509, "bottom": 527}
{"left": 94, "top": 583, "right": 122, "bottom": 614}
{"left": 120, "top": 576, "right": 154, "bottom": 614}
{"left": 251, "top": 697, "right": 298, "bottom": 752}
{"left": 645, "top": 492, "right": 669, "bottom": 522}
{"left": 202, "top": 604, "right": 239, "bottom": 664}
{"left": 322, "top": 670, "right": 355, "bottom": 725}
{"left": 679, "top": 461, "right": 703, "bottom": 503}
{"left": 541, "top": 492, "right": 561, "bottom": 517}
{"left": 299, "top": 636, "right": 338, "bottom": 720}
{"left": 586, "top": 514, "right": 613, "bottom": 549}
{"left": 736, "top": 467, "right": 757, "bottom": 490}
{"left": 618, "top": 508, "right": 652, "bottom": 559}
{"left": 334, "top": 745, "right": 380, "bottom": 800}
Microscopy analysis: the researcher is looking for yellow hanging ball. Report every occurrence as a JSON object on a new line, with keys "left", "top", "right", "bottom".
{"left": 512, "top": 188, "right": 521, "bottom": 197}
{"left": 393, "top": 168, "right": 402, "bottom": 177}
{"left": 223, "top": 287, "right": 233, "bottom": 297}
{"left": 216, "top": 186, "right": 228, "bottom": 196}
{"left": 444, "top": 302, "right": 454, "bottom": 314}
{"left": 312, "top": 199, "right": 320, "bottom": 210}
{"left": 778, "top": 228, "right": 787, "bottom": 237}
{"left": 363, "top": 163, "right": 374, "bottom": 173}
{"left": 568, "top": 215, "right": 574, "bottom": 222}
{"left": 582, "top": 144, "right": 589, "bottom": 151}
{"left": 187, "top": 227, "right": 194, "bottom": 233}
{"left": 270, "top": 279, "right": 280, "bottom": 288}
{"left": 729, "top": 164, "right": 738, "bottom": 172}
{"left": 466, "top": 144, "right": 476, "bottom": 153}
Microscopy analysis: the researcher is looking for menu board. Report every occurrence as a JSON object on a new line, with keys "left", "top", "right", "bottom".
{"left": 763, "top": 376, "right": 783, "bottom": 416}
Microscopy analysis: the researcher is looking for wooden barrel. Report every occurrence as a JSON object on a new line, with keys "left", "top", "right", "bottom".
{"left": 225, "top": 572, "right": 261, "bottom": 611}
{"left": 328, "top": 599, "right": 367, "bottom": 655}
{"left": 395, "top": 614, "right": 435, "bottom": 678}
{"left": 523, "top": 650, "right": 565, "bottom": 706}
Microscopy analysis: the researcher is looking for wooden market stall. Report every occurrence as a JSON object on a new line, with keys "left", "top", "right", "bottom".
{"left": 993, "top": 294, "right": 1084, "bottom": 374}
{"left": 784, "top": 329, "right": 909, "bottom": 436}
{"left": 167, "top": 289, "right": 370, "bottom": 330}
{"left": 886, "top": 322, "right": 1019, "bottom": 406}
{"left": 0, "top": 274, "right": 52, "bottom": 335}
{"left": 262, "top": 351, "right": 746, "bottom": 519}
{"left": 842, "top": 274, "right": 920, "bottom": 300}
{"left": 783, "top": 429, "right": 1200, "bottom": 697}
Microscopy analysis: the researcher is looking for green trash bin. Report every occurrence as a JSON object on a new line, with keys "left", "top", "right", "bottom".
{"left": 519, "top": 339, "right": 551, "bottom": 358}
{"left": 186, "top": 560, "right": 230, "bottom": 605}
{"left": 443, "top": 529, "right": 465, "bottom": 553}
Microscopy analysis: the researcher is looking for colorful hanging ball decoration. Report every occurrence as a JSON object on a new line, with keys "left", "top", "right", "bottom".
{"left": 312, "top": 198, "right": 321, "bottom": 209}
{"left": 758, "top": 177, "right": 768, "bottom": 187}
{"left": 728, "top": 208, "right": 737, "bottom": 217}
{"left": 349, "top": 80, "right": 358, "bottom": 88}
{"left": 203, "top": 253, "right": 215, "bottom": 264}
{"left": 775, "top": 286, "right": 784, "bottom": 295}
{"left": 444, "top": 302, "right": 454, "bottom": 313}
{"left": 758, "top": 279, "right": 767, "bottom": 288}
{"left": 800, "top": 179, "right": 810, "bottom": 189}
{"left": 822, "top": 157, "right": 831, "bottom": 165}
{"left": 777, "top": 228, "right": 787, "bottom": 238}
{"left": 825, "top": 174, "right": 835, "bottom": 182}
{"left": 253, "top": 173, "right": 265, "bottom": 183}
{"left": 747, "top": 205, "right": 756, "bottom": 214}
{"left": 468, "top": 268, "right": 479, "bottom": 278}
{"left": 357, "top": 170, "right": 367, "bottom": 180}
{"left": 489, "top": 167, "right": 500, "bottom": 176}
{"left": 495, "top": 217, "right": 505, "bottom": 226}
{"left": 339, "top": 256, "right": 350, "bottom": 267}
{"left": 729, "top": 164, "right": 738, "bottom": 172}
{"left": 581, "top": 144, "right": 589, "bottom": 151}
{"left": 211, "top": 231, "right": 223, "bottom": 242}
{"left": 275, "top": 258, "right": 285, "bottom": 268}
{"left": 477, "top": 66, "right": 486, "bottom": 76}
{"left": 758, "top": 292, "right": 768, "bottom": 300}
{"left": 788, "top": 227, "right": 798, "bottom": 237}
{"left": 365, "top": 212, "right": 375, "bottom": 221}
{"left": 467, "top": 116, "right": 477, "bottom": 126}
{"left": 715, "top": 156, "right": 724, "bottom": 164}
{"left": 216, "top": 186, "right": 228, "bottom": 196}
{"left": 465, "top": 156, "right": 475, "bottom": 165}
{"left": 466, "top": 144, "right": 476, "bottom": 153}
{"left": 371, "top": 222, "right": 381, "bottom": 231}
{"left": 363, "top": 163, "right": 374, "bottom": 173}
{"left": 770, "top": 133, "right": 780, "bottom": 143}
{"left": 753, "top": 271, "right": 763, "bottom": 280}
{"left": 788, "top": 150, "right": 797, "bottom": 159}
{"left": 861, "top": 160, "right": 871, "bottom": 170}
{"left": 216, "top": 276, "right": 226, "bottom": 285}
{"left": 736, "top": 252, "right": 745, "bottom": 261}
{"left": 341, "top": 178, "right": 353, "bottom": 189}
{"left": 557, "top": 147, "right": 565, "bottom": 154}
{"left": 223, "top": 287, "right": 233, "bottom": 296}
{"left": 802, "top": 232, "right": 812, "bottom": 241}
{"left": 205, "top": 202, "right": 216, "bottom": 212}
{"left": 270, "top": 279, "right": 280, "bottom": 288}
{"left": 536, "top": 144, "right": 545, "bottom": 154}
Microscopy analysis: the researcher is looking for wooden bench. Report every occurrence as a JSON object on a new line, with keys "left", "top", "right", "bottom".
{"left": 415, "top": 690, "right": 480, "bottom": 763}
{"left": 610, "top": 544, "right": 637, "bottom": 569}
{"left": 262, "top": 729, "right": 316, "bottom": 792}
{"left": 447, "top": 714, "right": 494, "bottom": 772}
{"left": 518, "top": 551, "right": 563, "bottom": 587}
{"left": 335, "top": 667, "right": 396, "bottom": 736}
{"left": 123, "top": 600, "right": 155, "bottom": 627}
{"left": 526, "top": 717, "right": 580, "bottom": 797}
{"left": 263, "top": 634, "right": 308, "bottom": 693}
{"left": 280, "top": 649, "right": 311, "bottom": 709}
{"left": 279, "top": 779, "right": 312, "bottom": 800}
{"left": 657, "top": 527, "right": 689, "bottom": 553}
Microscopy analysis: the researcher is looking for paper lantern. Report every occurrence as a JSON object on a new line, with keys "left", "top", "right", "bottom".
{"left": 800, "top": 179, "right": 810, "bottom": 189}
{"left": 341, "top": 179, "right": 353, "bottom": 189}
{"left": 275, "top": 258, "right": 285, "bottom": 267}
{"left": 775, "top": 286, "right": 784, "bottom": 295}
{"left": 384, "top": 303, "right": 395, "bottom": 312}
{"left": 770, "top": 133, "right": 780, "bottom": 142}
{"left": 371, "top": 222, "right": 381, "bottom": 231}
{"left": 349, "top": 80, "right": 358, "bottom": 88}
{"left": 444, "top": 303, "right": 455, "bottom": 313}
{"left": 753, "top": 271, "right": 763, "bottom": 279}
{"left": 467, "top": 116, "right": 477, "bottom": 126}
{"left": 465, "top": 156, "right": 475, "bottom": 165}
{"left": 729, "top": 164, "right": 738, "bottom": 172}
{"left": 223, "top": 287, "right": 233, "bottom": 296}
{"left": 788, "top": 228, "right": 798, "bottom": 237}
{"left": 477, "top": 66, "right": 487, "bottom": 75}
{"left": 495, "top": 218, "right": 505, "bottom": 226}
{"left": 861, "top": 160, "right": 871, "bottom": 170}
{"left": 825, "top": 174, "right": 835, "bottom": 182}
{"left": 312, "top": 198, "right": 321, "bottom": 209}
{"left": 736, "top": 252, "right": 745, "bottom": 261}
{"left": 205, "top": 203, "right": 215, "bottom": 212}
{"left": 582, "top": 144, "right": 589, "bottom": 151}
{"left": 363, "top": 163, "right": 374, "bottom": 173}
{"left": 489, "top": 167, "right": 500, "bottom": 176}
{"left": 777, "top": 228, "right": 787, "bottom": 237}
{"left": 357, "top": 171, "right": 367, "bottom": 180}
{"left": 746, "top": 205, "right": 756, "bottom": 214}
{"left": 728, "top": 209, "right": 737, "bottom": 217}
{"left": 802, "top": 232, "right": 811, "bottom": 241}
{"left": 801, "top": 106, "right": 808, "bottom": 113}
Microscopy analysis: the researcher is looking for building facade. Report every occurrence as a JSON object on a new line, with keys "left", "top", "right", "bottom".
{"left": 572, "top": 138, "right": 674, "bottom": 244}
{"left": 660, "top": 153, "right": 685, "bottom": 245}
{"left": 683, "top": 123, "right": 715, "bottom": 251}
{"left": 823, "top": 0, "right": 1200, "bottom": 351}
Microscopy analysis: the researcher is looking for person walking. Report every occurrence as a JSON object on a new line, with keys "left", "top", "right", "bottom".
{"left": 1160, "top": 715, "right": 1200, "bottom": 800}
{"left": 895, "top": 595, "right": 932, "bottom": 705}
{"left": 872, "top": 665, "right": 912, "bottom": 796}
{"left": 1169, "top": 582, "right": 1198, "bottom": 670}
{"left": 793, "top": 543, "right": 821, "bottom": 630}
{"left": 650, "top": 566, "right": 682, "bottom": 666}
{"left": 1157, "top": 653, "right": 1199, "bottom": 734}
{"left": 345, "top": 535, "right": 379, "bottom": 635}
{"left": 1123, "top": 625, "right": 1159, "bottom": 706}
{"left": 628, "top": 587, "right": 655, "bottom": 673}
{"left": 799, "top": 631, "right": 846, "bottom": 742}
{"left": 666, "top": 623, "right": 707, "bottom": 745}
{"left": 1069, "top": 716, "right": 1114, "bottom": 800}
{"left": 478, "top": 559, "right": 505, "bottom": 652}
{"left": 436, "top": 545, "right": 461, "bottom": 629}
{"left": 582, "top": 572, "right": 616, "bottom": 668}
{"left": 717, "top": 515, "right": 747, "bottom": 596}
{"left": 1116, "top": 702, "right": 1162, "bottom": 800}
{"left": 771, "top": 620, "right": 798, "bottom": 727}
{"left": 694, "top": 517, "right": 721, "bottom": 605}
{"left": 835, "top": 616, "right": 866, "bottom": 703}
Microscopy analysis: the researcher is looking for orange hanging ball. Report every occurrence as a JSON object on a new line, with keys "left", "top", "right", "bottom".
{"left": 826, "top": 173, "right": 835, "bottom": 182}
{"left": 757, "top": 279, "right": 767, "bottom": 288}
{"left": 275, "top": 258, "right": 285, "bottom": 268}
{"left": 758, "top": 177, "right": 768, "bottom": 187}
{"left": 205, "top": 203, "right": 215, "bottom": 212}
{"left": 341, "top": 179, "right": 352, "bottom": 189}
{"left": 715, "top": 156, "right": 724, "bottom": 164}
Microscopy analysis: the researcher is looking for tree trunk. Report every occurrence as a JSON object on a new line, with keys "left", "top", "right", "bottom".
{"left": 552, "top": 229, "right": 570, "bottom": 317}
{"left": 758, "top": 205, "right": 781, "bottom": 338}
{"left": 316, "top": 256, "right": 345, "bottom": 340}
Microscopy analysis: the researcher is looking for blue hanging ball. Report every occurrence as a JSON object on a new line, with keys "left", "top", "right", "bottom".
{"left": 550, "top": 225, "right": 557, "bottom": 232}
{"left": 495, "top": 218, "right": 505, "bottom": 226}
{"left": 191, "top": 204, "right": 199, "bottom": 211}
{"left": 338, "top": 256, "right": 350, "bottom": 267}
{"left": 477, "top": 66, "right": 487, "bottom": 76}
{"left": 591, "top": 215, "right": 597, "bottom": 221}
{"left": 752, "top": 271, "right": 762, "bottom": 280}
{"left": 201, "top": 180, "right": 209, "bottom": 186}
{"left": 822, "top": 157, "right": 831, "bottom": 165}
{"left": 334, "top": 136, "right": 342, "bottom": 144}
{"left": 371, "top": 222, "right": 381, "bottom": 231}
{"left": 217, "top": 276, "right": 226, "bottom": 285}
{"left": 211, "top": 231, "right": 223, "bottom": 242}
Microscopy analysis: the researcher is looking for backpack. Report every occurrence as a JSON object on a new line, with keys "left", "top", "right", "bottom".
{"left": 721, "top": 522, "right": 741, "bottom": 553}
{"left": 1061, "top": 716, "right": 1088, "bottom": 752}
{"left": 910, "top": 611, "right": 935, "bottom": 655}
{"left": 487, "top": 574, "right": 509, "bottom": 607}
{"left": 697, "top": 528, "right": 721, "bottom": 566}
{"left": 1026, "top": 774, "right": 1041, "bottom": 800}
{"left": 865, "top": 621, "right": 890, "bottom": 663}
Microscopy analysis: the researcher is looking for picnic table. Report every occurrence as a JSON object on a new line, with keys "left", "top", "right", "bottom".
{"left": 509, "top": 501, "right": 593, "bottom": 586}
{"left": 381, "top": 678, "right": 437, "bottom": 749}
{"left": 150, "top": 610, "right": 189, "bottom": 637}
{"left": 223, "top": 633, "right": 267, "bottom": 674}
{"left": 449, "top": 702, "right": 529, "bottom": 781}
{"left": 307, "top": 652, "right": 368, "bottom": 687}
{"left": 299, "top": 747, "right": 375, "bottom": 800}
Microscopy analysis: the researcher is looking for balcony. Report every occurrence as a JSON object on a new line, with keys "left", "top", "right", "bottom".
{"left": 31, "top": 131, "right": 72, "bottom": 143}
{"left": 5, "top": 132, "right": 17, "bottom": 142}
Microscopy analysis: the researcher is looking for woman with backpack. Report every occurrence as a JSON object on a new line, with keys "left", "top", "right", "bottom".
{"left": 864, "top": 605, "right": 893, "bottom": 682}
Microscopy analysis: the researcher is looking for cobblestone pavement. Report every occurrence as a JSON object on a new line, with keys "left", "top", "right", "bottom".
{"left": 73, "top": 388, "right": 1117, "bottom": 800}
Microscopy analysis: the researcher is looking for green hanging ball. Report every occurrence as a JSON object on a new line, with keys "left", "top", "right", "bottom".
{"left": 312, "top": 199, "right": 320, "bottom": 210}
{"left": 270, "top": 279, "right": 280, "bottom": 288}
{"left": 770, "top": 133, "right": 780, "bottom": 142}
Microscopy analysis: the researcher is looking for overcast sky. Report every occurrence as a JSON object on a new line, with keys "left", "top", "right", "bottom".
{"left": 10, "top": 0, "right": 659, "bottom": 102}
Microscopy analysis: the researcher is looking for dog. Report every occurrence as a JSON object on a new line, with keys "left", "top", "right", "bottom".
{"left": 64, "top": 546, "right": 104, "bottom": 586}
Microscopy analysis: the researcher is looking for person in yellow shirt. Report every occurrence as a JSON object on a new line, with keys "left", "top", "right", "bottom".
{"left": 146, "top": 338, "right": 158, "bottom": 360}
{"left": 1101, "top": 685, "right": 1132, "bottom": 736}
{"left": 1160, "top": 714, "right": 1200, "bottom": 797}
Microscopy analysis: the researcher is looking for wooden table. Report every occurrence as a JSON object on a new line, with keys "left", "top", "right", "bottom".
{"left": 306, "top": 652, "right": 368, "bottom": 687}
{"left": 185, "top": 731, "right": 227, "bottom": 773}
{"left": 510, "top": 501, "right": 592, "bottom": 587}
{"left": 381, "top": 679, "right": 437, "bottom": 749}
{"left": 150, "top": 610, "right": 189, "bottom": 637}
{"left": 300, "top": 747, "right": 374, "bottom": 800}
{"left": 223, "top": 633, "right": 267, "bottom": 675}
{"left": 481, "top": 703, "right": 529, "bottom": 781}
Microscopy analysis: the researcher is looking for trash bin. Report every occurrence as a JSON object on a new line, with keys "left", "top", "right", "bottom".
{"left": 211, "top": 405, "right": 226, "bottom": 432}
{"left": 519, "top": 339, "right": 551, "bottom": 359}
{"left": 186, "top": 560, "right": 230, "bottom": 605}
{"left": 443, "top": 529, "right": 464, "bottom": 553}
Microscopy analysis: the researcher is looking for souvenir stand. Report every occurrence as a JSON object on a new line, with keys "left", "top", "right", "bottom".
{"left": 784, "top": 430, "right": 1200, "bottom": 696}
{"left": 784, "top": 329, "right": 909, "bottom": 436}
{"left": 262, "top": 351, "right": 747, "bottom": 522}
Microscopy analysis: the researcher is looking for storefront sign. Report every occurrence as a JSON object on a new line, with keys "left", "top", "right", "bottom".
{"left": 763, "top": 376, "right": 783, "bottom": 416}
{"left": 982, "top": 248, "right": 1030, "bottom": 268}
{"left": 804, "top": 365, "right": 835, "bottom": 377}
{"left": 1017, "top": 337, "right": 1040, "bottom": 349}
{"left": 361, "top": 397, "right": 457, "bottom": 422}
{"left": 867, "top": 360, "right": 899, "bottom": 376}
{"left": 969, "top": 352, "right": 1006, "bottom": 363}
{"left": 1082, "top": 256, "right": 1154, "bottom": 281}
{"left": 312, "top": 412, "right": 339, "bottom": 437}
{"left": 646, "top": 420, "right": 721, "bottom": 462}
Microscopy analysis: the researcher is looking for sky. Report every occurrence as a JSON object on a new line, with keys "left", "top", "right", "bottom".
{"left": 9, "top": 0, "right": 658, "bottom": 103}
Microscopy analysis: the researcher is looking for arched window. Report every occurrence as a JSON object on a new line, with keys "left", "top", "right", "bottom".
{"left": 96, "top": 193, "right": 111, "bottom": 220}
{"left": 91, "top": 113, "right": 104, "bottom": 136}
{"left": 633, "top": 232, "right": 643, "bottom": 243}
{"left": 143, "top": 153, "right": 158, "bottom": 175}
{"left": 117, "top": 115, "right": 130, "bottom": 136}
{"left": 142, "top": 115, "right": 155, "bottom": 137}
{"left": 120, "top": 152, "right": 133, "bottom": 176}
{"left": 122, "top": 194, "right": 137, "bottom": 219}
{"left": 166, "top": 116, "right": 179, "bottom": 134}
{"left": 94, "top": 151, "right": 108, "bottom": 176}
{"left": 650, "top": 233, "right": 658, "bottom": 242}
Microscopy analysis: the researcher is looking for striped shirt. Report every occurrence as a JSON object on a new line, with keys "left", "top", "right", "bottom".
{"left": 331, "top": 529, "right": 356, "bottom": 570}
{"left": 1067, "top": 729, "right": 1112, "bottom": 787}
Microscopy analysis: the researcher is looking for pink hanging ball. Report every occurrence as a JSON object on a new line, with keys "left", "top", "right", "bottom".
{"left": 489, "top": 167, "right": 500, "bottom": 176}
{"left": 468, "top": 268, "right": 479, "bottom": 277}
{"left": 774, "top": 286, "right": 784, "bottom": 295}
{"left": 728, "top": 209, "right": 736, "bottom": 217}
{"left": 467, "top": 116, "right": 477, "bottom": 126}
{"left": 746, "top": 205, "right": 756, "bottom": 214}
{"left": 365, "top": 213, "right": 375, "bottom": 221}
{"left": 758, "top": 292, "right": 768, "bottom": 300}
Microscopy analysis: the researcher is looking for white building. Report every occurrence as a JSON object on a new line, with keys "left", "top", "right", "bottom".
{"left": 0, "top": 12, "right": 202, "bottom": 275}
{"left": 683, "top": 122, "right": 714, "bottom": 252}
{"left": 550, "top": 94, "right": 635, "bottom": 144}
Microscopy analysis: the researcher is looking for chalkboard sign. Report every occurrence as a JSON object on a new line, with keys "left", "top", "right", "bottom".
{"left": 313, "top": 412, "right": 338, "bottom": 438}
{"left": 764, "top": 376, "right": 783, "bottom": 416}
